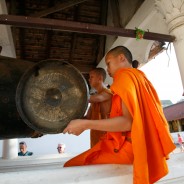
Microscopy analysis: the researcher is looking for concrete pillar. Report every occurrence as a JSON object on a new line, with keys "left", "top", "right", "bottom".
{"left": 155, "top": 0, "right": 184, "bottom": 92}
{"left": 177, "top": 120, "right": 182, "bottom": 132}
{"left": 2, "top": 139, "right": 18, "bottom": 159}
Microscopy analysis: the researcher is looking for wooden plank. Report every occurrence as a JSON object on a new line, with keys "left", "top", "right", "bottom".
{"left": 96, "top": 0, "right": 108, "bottom": 64}
{"left": 31, "top": 0, "right": 88, "bottom": 17}
{"left": 18, "top": 1, "right": 26, "bottom": 59}
{"left": 110, "top": 0, "right": 122, "bottom": 27}
{"left": 0, "top": 14, "right": 175, "bottom": 42}
{"left": 68, "top": 4, "right": 79, "bottom": 64}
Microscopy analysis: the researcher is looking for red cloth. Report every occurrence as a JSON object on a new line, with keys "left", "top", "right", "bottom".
{"left": 90, "top": 88, "right": 112, "bottom": 147}
{"left": 64, "top": 92, "right": 133, "bottom": 166}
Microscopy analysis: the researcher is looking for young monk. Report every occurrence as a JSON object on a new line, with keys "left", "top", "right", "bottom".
{"left": 63, "top": 46, "right": 176, "bottom": 184}
{"left": 86, "top": 68, "right": 112, "bottom": 148}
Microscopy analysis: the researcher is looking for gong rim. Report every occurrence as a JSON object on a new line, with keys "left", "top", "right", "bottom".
{"left": 16, "top": 59, "right": 89, "bottom": 134}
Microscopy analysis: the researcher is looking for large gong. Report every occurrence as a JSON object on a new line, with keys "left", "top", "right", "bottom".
{"left": 16, "top": 59, "right": 89, "bottom": 134}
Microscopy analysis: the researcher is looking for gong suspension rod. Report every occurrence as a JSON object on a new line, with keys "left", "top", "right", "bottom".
{"left": 0, "top": 14, "right": 175, "bottom": 42}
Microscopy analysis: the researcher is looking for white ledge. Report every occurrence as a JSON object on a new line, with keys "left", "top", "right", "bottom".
{"left": 0, "top": 152, "right": 184, "bottom": 184}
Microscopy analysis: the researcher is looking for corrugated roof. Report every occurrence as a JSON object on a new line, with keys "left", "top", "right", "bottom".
{"left": 163, "top": 101, "right": 184, "bottom": 121}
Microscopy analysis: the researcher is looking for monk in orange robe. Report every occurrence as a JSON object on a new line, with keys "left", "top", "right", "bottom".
{"left": 63, "top": 46, "right": 176, "bottom": 184}
{"left": 85, "top": 68, "right": 112, "bottom": 147}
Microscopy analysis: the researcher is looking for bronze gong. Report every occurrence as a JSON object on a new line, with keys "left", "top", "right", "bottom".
{"left": 16, "top": 59, "right": 89, "bottom": 134}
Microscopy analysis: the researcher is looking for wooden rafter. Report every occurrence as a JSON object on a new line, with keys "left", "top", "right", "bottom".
{"left": 18, "top": 1, "right": 26, "bottom": 59}
{"left": 96, "top": 0, "right": 108, "bottom": 65}
{"left": 68, "top": 4, "right": 79, "bottom": 64}
{"left": 44, "top": 30, "right": 52, "bottom": 59}
{"left": 19, "top": 28, "right": 26, "bottom": 59}
{"left": 148, "top": 41, "right": 165, "bottom": 61}
{"left": 110, "top": 0, "right": 122, "bottom": 28}
{"left": 0, "top": 14, "right": 175, "bottom": 42}
{"left": 43, "top": 0, "right": 55, "bottom": 59}
{"left": 31, "top": 0, "right": 88, "bottom": 17}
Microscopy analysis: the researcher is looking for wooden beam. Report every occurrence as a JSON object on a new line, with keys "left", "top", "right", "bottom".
{"left": 110, "top": 0, "right": 122, "bottom": 27}
{"left": 19, "top": 28, "right": 26, "bottom": 59}
{"left": 68, "top": 5, "right": 79, "bottom": 64}
{"left": 44, "top": 0, "right": 55, "bottom": 59}
{"left": 44, "top": 30, "right": 52, "bottom": 59}
{"left": 96, "top": 0, "right": 108, "bottom": 65}
{"left": 18, "top": 1, "right": 26, "bottom": 59}
{"left": 0, "top": 14, "right": 175, "bottom": 42}
{"left": 31, "top": 0, "right": 88, "bottom": 17}
{"left": 148, "top": 45, "right": 165, "bottom": 61}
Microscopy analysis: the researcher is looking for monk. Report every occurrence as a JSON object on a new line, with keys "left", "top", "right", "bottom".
{"left": 63, "top": 46, "right": 176, "bottom": 184}
{"left": 86, "top": 68, "right": 112, "bottom": 147}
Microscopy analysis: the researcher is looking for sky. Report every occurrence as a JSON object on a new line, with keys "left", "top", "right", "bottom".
{"left": 140, "top": 43, "right": 183, "bottom": 104}
{"left": 0, "top": 44, "right": 183, "bottom": 157}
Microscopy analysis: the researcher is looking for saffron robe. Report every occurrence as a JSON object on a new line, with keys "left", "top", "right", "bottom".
{"left": 64, "top": 68, "right": 176, "bottom": 184}
{"left": 90, "top": 88, "right": 112, "bottom": 147}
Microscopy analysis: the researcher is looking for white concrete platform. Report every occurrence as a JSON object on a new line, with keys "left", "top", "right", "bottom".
{"left": 0, "top": 152, "right": 184, "bottom": 184}
{"left": 157, "top": 153, "right": 184, "bottom": 184}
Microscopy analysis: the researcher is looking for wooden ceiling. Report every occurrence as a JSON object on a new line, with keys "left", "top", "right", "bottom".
{"left": 3, "top": 0, "right": 146, "bottom": 79}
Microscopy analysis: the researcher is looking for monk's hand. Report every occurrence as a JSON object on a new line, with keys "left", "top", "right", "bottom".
{"left": 63, "top": 119, "right": 87, "bottom": 136}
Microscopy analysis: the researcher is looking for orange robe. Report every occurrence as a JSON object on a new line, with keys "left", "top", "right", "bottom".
{"left": 90, "top": 88, "right": 112, "bottom": 147}
{"left": 64, "top": 68, "right": 176, "bottom": 184}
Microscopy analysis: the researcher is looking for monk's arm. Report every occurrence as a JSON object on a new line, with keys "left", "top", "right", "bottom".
{"left": 87, "top": 115, "right": 132, "bottom": 132}
{"left": 89, "top": 92, "right": 112, "bottom": 103}
{"left": 63, "top": 99, "right": 132, "bottom": 135}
